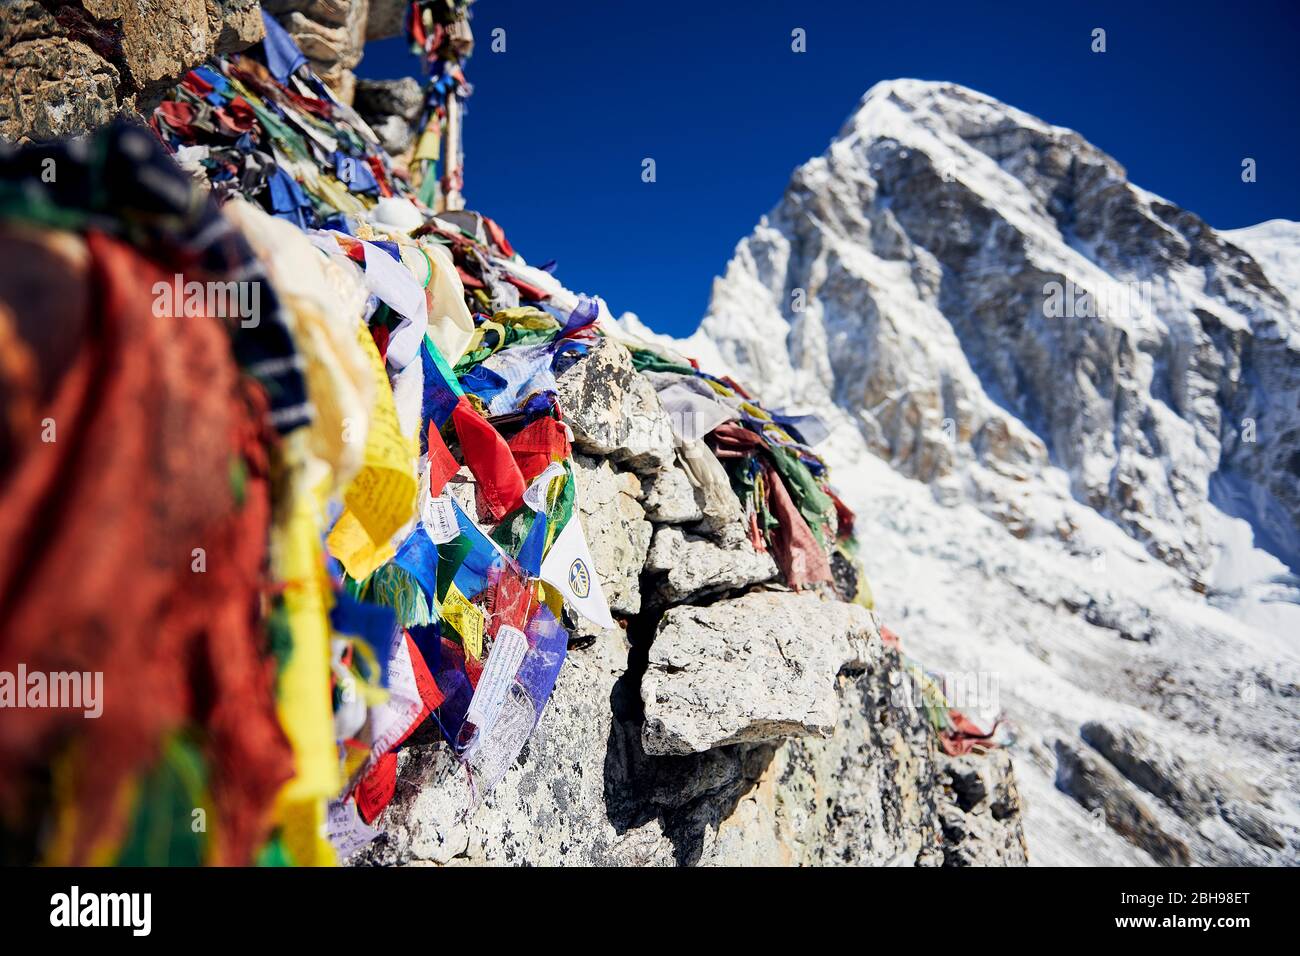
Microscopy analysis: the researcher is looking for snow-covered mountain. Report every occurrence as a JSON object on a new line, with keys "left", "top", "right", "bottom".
{"left": 664, "top": 80, "right": 1300, "bottom": 865}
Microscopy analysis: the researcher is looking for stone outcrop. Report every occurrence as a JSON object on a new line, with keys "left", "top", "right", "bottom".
{"left": 360, "top": 624, "right": 1026, "bottom": 866}
{"left": 358, "top": 340, "right": 1028, "bottom": 866}
{"left": 0, "top": 0, "right": 415, "bottom": 138}
{"left": 1079, "top": 721, "right": 1286, "bottom": 853}
{"left": 1054, "top": 738, "right": 1191, "bottom": 866}
{"left": 353, "top": 76, "right": 424, "bottom": 154}
{"left": 571, "top": 454, "right": 651, "bottom": 617}
{"left": 554, "top": 335, "right": 676, "bottom": 474}
{"left": 643, "top": 526, "right": 777, "bottom": 605}
{"left": 0, "top": 0, "right": 265, "bottom": 141}
{"left": 640, "top": 592, "right": 879, "bottom": 755}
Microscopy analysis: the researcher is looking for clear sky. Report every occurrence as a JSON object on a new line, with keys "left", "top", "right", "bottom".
{"left": 358, "top": 0, "right": 1300, "bottom": 337}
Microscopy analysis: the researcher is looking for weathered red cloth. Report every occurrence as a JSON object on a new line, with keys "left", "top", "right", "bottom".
{"left": 507, "top": 414, "right": 571, "bottom": 483}
{"left": 827, "top": 488, "right": 856, "bottom": 540}
{"left": 939, "top": 711, "right": 1000, "bottom": 756}
{"left": 452, "top": 396, "right": 524, "bottom": 520}
{"left": 761, "top": 459, "right": 833, "bottom": 590}
{"left": 0, "top": 231, "right": 292, "bottom": 864}
{"left": 355, "top": 751, "right": 397, "bottom": 824}
{"left": 482, "top": 216, "right": 515, "bottom": 259}
{"left": 426, "top": 420, "right": 459, "bottom": 497}
{"left": 708, "top": 421, "right": 764, "bottom": 459}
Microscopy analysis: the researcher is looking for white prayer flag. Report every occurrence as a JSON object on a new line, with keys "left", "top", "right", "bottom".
{"left": 540, "top": 513, "right": 614, "bottom": 629}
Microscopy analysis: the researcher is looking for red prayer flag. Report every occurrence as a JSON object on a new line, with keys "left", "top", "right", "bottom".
{"left": 451, "top": 396, "right": 525, "bottom": 521}
{"left": 355, "top": 751, "right": 398, "bottom": 823}
{"left": 507, "top": 415, "right": 571, "bottom": 483}
{"left": 427, "top": 420, "right": 459, "bottom": 497}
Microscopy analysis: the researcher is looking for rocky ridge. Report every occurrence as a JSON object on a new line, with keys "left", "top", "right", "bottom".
{"left": 0, "top": 0, "right": 410, "bottom": 142}
{"left": 359, "top": 311, "right": 1028, "bottom": 867}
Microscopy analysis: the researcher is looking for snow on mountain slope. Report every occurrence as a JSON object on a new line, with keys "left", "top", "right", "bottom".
{"left": 1222, "top": 219, "right": 1300, "bottom": 315}
{"left": 682, "top": 79, "right": 1300, "bottom": 865}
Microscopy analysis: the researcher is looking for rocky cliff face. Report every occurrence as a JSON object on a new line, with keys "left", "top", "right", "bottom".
{"left": 360, "top": 341, "right": 1026, "bottom": 866}
{"left": 0, "top": 1, "right": 265, "bottom": 140}
{"left": 683, "top": 79, "right": 1300, "bottom": 866}
{"left": 0, "top": 0, "right": 409, "bottom": 141}
{"left": 698, "top": 80, "right": 1299, "bottom": 580}
{"left": 261, "top": 0, "right": 408, "bottom": 103}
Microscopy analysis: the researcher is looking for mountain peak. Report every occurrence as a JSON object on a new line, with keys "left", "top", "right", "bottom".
{"left": 696, "top": 79, "right": 1300, "bottom": 867}
{"left": 706, "top": 78, "right": 1298, "bottom": 577}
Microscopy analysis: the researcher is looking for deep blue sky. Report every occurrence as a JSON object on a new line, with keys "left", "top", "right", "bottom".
{"left": 358, "top": 0, "right": 1300, "bottom": 336}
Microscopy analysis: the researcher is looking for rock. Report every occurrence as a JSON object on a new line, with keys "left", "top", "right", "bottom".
{"left": 1054, "top": 739, "right": 1191, "bottom": 865}
{"left": 639, "top": 464, "right": 704, "bottom": 524}
{"left": 554, "top": 337, "right": 676, "bottom": 474}
{"left": 1219, "top": 800, "right": 1286, "bottom": 850}
{"left": 368, "top": 114, "right": 414, "bottom": 156}
{"left": 1080, "top": 720, "right": 1288, "bottom": 853}
{"left": 644, "top": 525, "right": 777, "bottom": 604}
{"left": 365, "top": 0, "right": 409, "bottom": 42}
{"left": 354, "top": 77, "right": 424, "bottom": 123}
{"left": 936, "top": 752, "right": 1028, "bottom": 865}
{"left": 263, "top": 0, "right": 371, "bottom": 102}
{"left": 1080, "top": 721, "right": 1217, "bottom": 823}
{"left": 944, "top": 755, "right": 989, "bottom": 812}
{"left": 363, "top": 630, "right": 1027, "bottom": 866}
{"left": 352, "top": 77, "right": 422, "bottom": 154}
{"left": 0, "top": 0, "right": 265, "bottom": 141}
{"left": 1081, "top": 600, "right": 1156, "bottom": 643}
{"left": 571, "top": 455, "right": 651, "bottom": 616}
{"left": 640, "top": 591, "right": 880, "bottom": 755}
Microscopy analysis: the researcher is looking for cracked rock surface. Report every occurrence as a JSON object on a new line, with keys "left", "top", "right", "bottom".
{"left": 641, "top": 591, "right": 879, "bottom": 755}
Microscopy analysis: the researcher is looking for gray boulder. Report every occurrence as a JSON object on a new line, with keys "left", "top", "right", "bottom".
{"left": 640, "top": 464, "right": 704, "bottom": 524}
{"left": 644, "top": 525, "right": 776, "bottom": 604}
{"left": 554, "top": 337, "right": 675, "bottom": 474}
{"left": 1080, "top": 720, "right": 1217, "bottom": 822}
{"left": 1054, "top": 738, "right": 1191, "bottom": 865}
{"left": 641, "top": 591, "right": 880, "bottom": 755}
{"left": 571, "top": 455, "right": 651, "bottom": 617}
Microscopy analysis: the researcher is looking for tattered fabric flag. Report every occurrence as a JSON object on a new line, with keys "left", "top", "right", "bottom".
{"left": 366, "top": 632, "right": 436, "bottom": 764}
{"left": 481, "top": 342, "right": 559, "bottom": 415}
{"left": 540, "top": 511, "right": 614, "bottom": 629}
{"left": 508, "top": 414, "right": 571, "bottom": 483}
{"left": 441, "top": 583, "right": 485, "bottom": 659}
{"left": 259, "top": 9, "right": 308, "bottom": 85}
{"left": 329, "top": 592, "right": 400, "bottom": 683}
{"left": 393, "top": 524, "right": 439, "bottom": 604}
{"left": 443, "top": 498, "right": 508, "bottom": 600}
{"left": 460, "top": 623, "right": 529, "bottom": 754}
{"left": 412, "top": 241, "right": 476, "bottom": 365}
{"left": 451, "top": 396, "right": 525, "bottom": 520}
{"left": 354, "top": 751, "right": 397, "bottom": 824}
{"left": 560, "top": 294, "right": 600, "bottom": 337}
{"left": 425, "top": 420, "right": 459, "bottom": 497}
{"left": 420, "top": 335, "right": 465, "bottom": 432}
{"left": 760, "top": 458, "right": 833, "bottom": 590}
{"left": 462, "top": 604, "right": 570, "bottom": 802}
{"left": 361, "top": 240, "right": 426, "bottom": 336}
{"left": 515, "top": 511, "right": 548, "bottom": 577}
